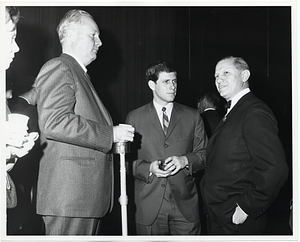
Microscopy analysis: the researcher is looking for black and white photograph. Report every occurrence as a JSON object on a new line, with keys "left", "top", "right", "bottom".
{"left": 1, "top": 1, "right": 297, "bottom": 241}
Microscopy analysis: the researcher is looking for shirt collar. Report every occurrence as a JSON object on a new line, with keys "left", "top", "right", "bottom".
{"left": 153, "top": 100, "right": 173, "bottom": 117}
{"left": 228, "top": 88, "right": 250, "bottom": 112}
{"left": 203, "top": 107, "right": 216, "bottom": 112}
{"left": 63, "top": 51, "right": 87, "bottom": 73}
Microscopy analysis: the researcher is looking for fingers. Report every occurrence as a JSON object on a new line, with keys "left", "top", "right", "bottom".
{"left": 164, "top": 156, "right": 180, "bottom": 171}
{"left": 27, "top": 132, "right": 39, "bottom": 141}
{"left": 11, "top": 146, "right": 30, "bottom": 158}
{"left": 119, "top": 124, "right": 135, "bottom": 142}
{"left": 113, "top": 124, "right": 135, "bottom": 143}
{"left": 153, "top": 156, "right": 187, "bottom": 177}
{"left": 119, "top": 123, "right": 135, "bottom": 133}
{"left": 151, "top": 160, "right": 172, "bottom": 178}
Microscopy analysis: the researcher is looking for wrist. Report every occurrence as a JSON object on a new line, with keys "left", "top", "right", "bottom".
{"left": 183, "top": 156, "right": 189, "bottom": 168}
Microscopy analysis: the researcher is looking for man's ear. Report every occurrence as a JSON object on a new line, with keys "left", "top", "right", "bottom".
{"left": 67, "top": 29, "right": 78, "bottom": 43}
{"left": 148, "top": 80, "right": 156, "bottom": 90}
{"left": 242, "top": 70, "right": 250, "bottom": 82}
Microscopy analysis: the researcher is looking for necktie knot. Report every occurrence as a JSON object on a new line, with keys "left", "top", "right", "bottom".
{"left": 225, "top": 100, "right": 232, "bottom": 110}
{"left": 162, "top": 107, "right": 166, "bottom": 112}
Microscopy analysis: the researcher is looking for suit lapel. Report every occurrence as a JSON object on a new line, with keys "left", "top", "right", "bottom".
{"left": 210, "top": 115, "right": 227, "bottom": 138}
{"left": 148, "top": 103, "right": 165, "bottom": 137}
{"left": 165, "top": 104, "right": 180, "bottom": 139}
{"left": 147, "top": 102, "right": 181, "bottom": 139}
{"left": 208, "top": 92, "right": 253, "bottom": 156}
{"left": 61, "top": 53, "right": 113, "bottom": 126}
{"left": 84, "top": 73, "right": 113, "bottom": 125}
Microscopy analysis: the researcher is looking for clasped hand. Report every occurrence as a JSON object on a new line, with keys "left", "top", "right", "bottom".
{"left": 150, "top": 156, "right": 188, "bottom": 177}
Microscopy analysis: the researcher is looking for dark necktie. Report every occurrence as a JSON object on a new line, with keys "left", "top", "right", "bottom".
{"left": 223, "top": 100, "right": 232, "bottom": 122}
{"left": 162, "top": 107, "right": 169, "bottom": 135}
{"left": 225, "top": 100, "right": 232, "bottom": 111}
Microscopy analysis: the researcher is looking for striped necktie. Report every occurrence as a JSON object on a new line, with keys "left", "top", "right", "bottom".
{"left": 162, "top": 107, "right": 169, "bottom": 135}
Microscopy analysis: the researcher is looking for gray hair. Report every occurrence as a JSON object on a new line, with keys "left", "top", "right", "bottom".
{"left": 56, "top": 9, "right": 94, "bottom": 43}
{"left": 219, "top": 56, "right": 250, "bottom": 72}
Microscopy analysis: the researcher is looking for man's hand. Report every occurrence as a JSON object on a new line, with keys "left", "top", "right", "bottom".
{"left": 9, "top": 132, "right": 39, "bottom": 158}
{"left": 149, "top": 160, "right": 172, "bottom": 178}
{"left": 10, "top": 139, "right": 35, "bottom": 158}
{"left": 113, "top": 124, "right": 135, "bottom": 143}
{"left": 164, "top": 156, "right": 188, "bottom": 176}
{"left": 232, "top": 203, "right": 248, "bottom": 225}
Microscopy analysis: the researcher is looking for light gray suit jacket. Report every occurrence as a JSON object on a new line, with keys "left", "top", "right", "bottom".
{"left": 35, "top": 54, "right": 114, "bottom": 218}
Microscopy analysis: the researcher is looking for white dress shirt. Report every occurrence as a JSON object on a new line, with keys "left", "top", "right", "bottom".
{"left": 226, "top": 88, "right": 250, "bottom": 115}
{"left": 153, "top": 100, "right": 173, "bottom": 130}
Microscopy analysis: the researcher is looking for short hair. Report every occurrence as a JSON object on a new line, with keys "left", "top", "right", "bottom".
{"left": 219, "top": 56, "right": 250, "bottom": 72}
{"left": 5, "top": 6, "right": 20, "bottom": 25}
{"left": 146, "top": 60, "right": 177, "bottom": 82}
{"left": 198, "top": 90, "right": 220, "bottom": 109}
{"left": 56, "top": 9, "right": 94, "bottom": 43}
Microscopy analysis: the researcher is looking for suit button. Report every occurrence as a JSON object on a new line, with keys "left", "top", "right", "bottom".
{"left": 161, "top": 184, "right": 166, "bottom": 187}
{"left": 164, "top": 144, "right": 169, "bottom": 148}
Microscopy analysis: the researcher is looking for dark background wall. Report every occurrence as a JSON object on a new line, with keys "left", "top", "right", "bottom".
{"left": 7, "top": 6, "right": 292, "bottom": 235}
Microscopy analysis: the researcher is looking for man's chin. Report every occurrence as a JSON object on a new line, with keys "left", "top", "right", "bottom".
{"left": 167, "top": 97, "right": 176, "bottom": 102}
{"left": 5, "top": 62, "right": 12, "bottom": 70}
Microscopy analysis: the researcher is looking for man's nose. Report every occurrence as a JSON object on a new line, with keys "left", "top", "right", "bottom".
{"left": 215, "top": 76, "right": 222, "bottom": 83}
{"left": 14, "top": 40, "right": 20, "bottom": 53}
{"left": 96, "top": 37, "right": 102, "bottom": 47}
{"left": 170, "top": 81, "right": 176, "bottom": 89}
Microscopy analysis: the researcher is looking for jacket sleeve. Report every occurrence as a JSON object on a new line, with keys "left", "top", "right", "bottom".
{"left": 36, "top": 59, "right": 113, "bottom": 153}
{"left": 236, "top": 104, "right": 289, "bottom": 219}
{"left": 184, "top": 111, "right": 208, "bottom": 174}
{"left": 19, "top": 87, "right": 38, "bottom": 105}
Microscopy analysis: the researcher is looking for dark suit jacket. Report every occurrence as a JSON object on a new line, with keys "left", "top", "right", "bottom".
{"left": 201, "top": 109, "right": 221, "bottom": 138}
{"left": 35, "top": 53, "right": 114, "bottom": 218}
{"left": 126, "top": 102, "right": 207, "bottom": 225}
{"left": 201, "top": 92, "right": 288, "bottom": 228}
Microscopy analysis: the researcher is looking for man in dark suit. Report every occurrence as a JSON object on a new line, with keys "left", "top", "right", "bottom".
{"left": 201, "top": 56, "right": 288, "bottom": 234}
{"left": 197, "top": 90, "right": 221, "bottom": 138}
{"left": 126, "top": 60, "right": 207, "bottom": 235}
{"left": 34, "top": 9, "right": 134, "bottom": 235}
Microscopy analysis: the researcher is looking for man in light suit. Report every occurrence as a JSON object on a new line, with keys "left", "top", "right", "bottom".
{"left": 34, "top": 9, "right": 134, "bottom": 235}
{"left": 201, "top": 56, "right": 288, "bottom": 234}
{"left": 126, "top": 60, "right": 207, "bottom": 235}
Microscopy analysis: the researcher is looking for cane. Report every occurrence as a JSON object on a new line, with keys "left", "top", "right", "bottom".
{"left": 113, "top": 141, "right": 130, "bottom": 236}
